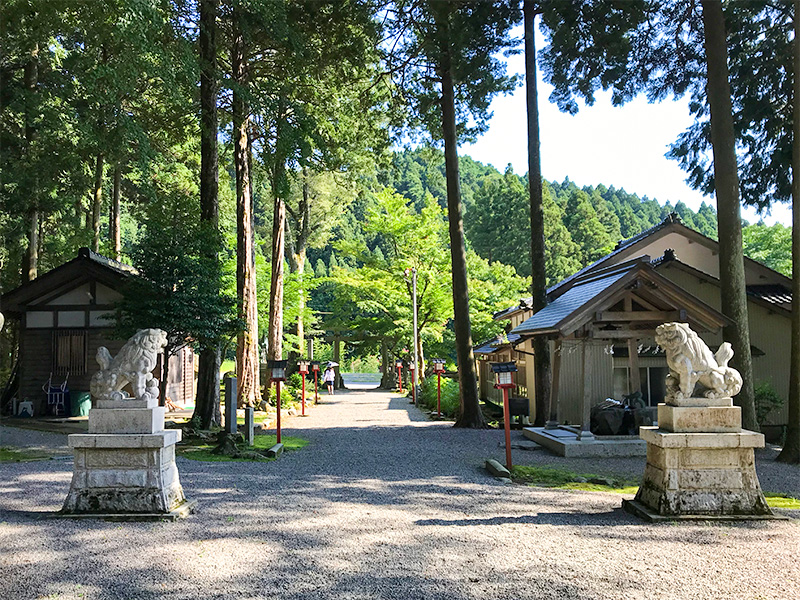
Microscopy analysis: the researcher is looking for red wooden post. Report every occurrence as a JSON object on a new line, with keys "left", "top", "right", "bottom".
{"left": 314, "top": 371, "right": 319, "bottom": 403}
{"left": 276, "top": 380, "right": 282, "bottom": 444}
{"left": 491, "top": 361, "right": 517, "bottom": 470}
{"left": 437, "top": 372, "right": 442, "bottom": 418}
{"left": 298, "top": 360, "right": 309, "bottom": 417}
{"left": 397, "top": 365, "right": 403, "bottom": 394}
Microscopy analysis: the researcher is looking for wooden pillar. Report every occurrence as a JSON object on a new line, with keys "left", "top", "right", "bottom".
{"left": 577, "top": 338, "right": 595, "bottom": 441}
{"left": 545, "top": 338, "right": 561, "bottom": 429}
{"left": 627, "top": 338, "right": 641, "bottom": 396}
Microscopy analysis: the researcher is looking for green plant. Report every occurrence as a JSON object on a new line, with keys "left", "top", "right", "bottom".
{"left": 754, "top": 382, "right": 784, "bottom": 427}
{"left": 420, "top": 376, "right": 460, "bottom": 418}
{"left": 266, "top": 383, "right": 296, "bottom": 409}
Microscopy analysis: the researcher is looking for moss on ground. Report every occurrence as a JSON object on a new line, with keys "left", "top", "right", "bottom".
{"left": 764, "top": 493, "right": 800, "bottom": 510}
{"left": 178, "top": 434, "right": 309, "bottom": 462}
{"left": 510, "top": 465, "right": 800, "bottom": 508}
{"left": 0, "top": 447, "right": 52, "bottom": 462}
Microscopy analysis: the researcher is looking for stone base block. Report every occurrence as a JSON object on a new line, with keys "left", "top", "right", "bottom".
{"left": 658, "top": 404, "right": 741, "bottom": 433}
{"left": 57, "top": 499, "right": 197, "bottom": 522}
{"left": 62, "top": 430, "right": 186, "bottom": 516}
{"left": 622, "top": 499, "right": 784, "bottom": 522}
{"left": 89, "top": 406, "right": 165, "bottom": 434}
{"left": 96, "top": 398, "right": 158, "bottom": 410}
{"left": 665, "top": 396, "right": 733, "bottom": 408}
{"left": 632, "top": 427, "right": 771, "bottom": 517}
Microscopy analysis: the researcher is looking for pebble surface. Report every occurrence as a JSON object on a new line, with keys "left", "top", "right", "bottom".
{"left": 1, "top": 389, "right": 799, "bottom": 600}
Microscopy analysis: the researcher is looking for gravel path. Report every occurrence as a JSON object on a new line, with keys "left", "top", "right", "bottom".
{"left": 1, "top": 389, "right": 798, "bottom": 600}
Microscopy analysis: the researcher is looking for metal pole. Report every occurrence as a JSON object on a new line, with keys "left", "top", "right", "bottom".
{"left": 412, "top": 267, "right": 418, "bottom": 403}
{"left": 276, "top": 380, "right": 282, "bottom": 444}
{"left": 502, "top": 387, "right": 512, "bottom": 469}
{"left": 437, "top": 372, "right": 441, "bottom": 418}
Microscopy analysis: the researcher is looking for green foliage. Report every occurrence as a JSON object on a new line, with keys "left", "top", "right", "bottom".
{"left": 347, "top": 355, "right": 380, "bottom": 373}
{"left": 115, "top": 196, "right": 238, "bottom": 354}
{"left": 330, "top": 188, "right": 453, "bottom": 357}
{"left": 419, "top": 376, "right": 461, "bottom": 419}
{"left": 384, "top": 1, "right": 520, "bottom": 144}
{"left": 266, "top": 382, "right": 296, "bottom": 409}
{"left": 563, "top": 190, "right": 615, "bottom": 264}
{"left": 754, "top": 382, "right": 785, "bottom": 428}
{"left": 742, "top": 223, "right": 792, "bottom": 277}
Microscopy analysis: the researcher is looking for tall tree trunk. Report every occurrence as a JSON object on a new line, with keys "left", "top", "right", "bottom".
{"left": 295, "top": 173, "right": 312, "bottom": 357}
{"left": 92, "top": 152, "right": 104, "bottom": 253}
{"left": 232, "top": 9, "right": 259, "bottom": 408}
{"left": 434, "top": 6, "right": 485, "bottom": 428}
{"left": 701, "top": 0, "right": 757, "bottom": 431}
{"left": 22, "top": 44, "right": 38, "bottom": 281}
{"left": 267, "top": 189, "right": 285, "bottom": 364}
{"left": 778, "top": 0, "right": 800, "bottom": 463}
{"left": 22, "top": 209, "right": 38, "bottom": 282}
{"left": 159, "top": 348, "right": 172, "bottom": 408}
{"left": 524, "top": 1, "right": 551, "bottom": 427}
{"left": 111, "top": 162, "right": 121, "bottom": 260}
{"left": 193, "top": 0, "right": 222, "bottom": 429}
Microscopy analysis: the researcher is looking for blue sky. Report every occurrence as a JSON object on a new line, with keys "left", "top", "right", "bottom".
{"left": 462, "top": 32, "right": 792, "bottom": 228}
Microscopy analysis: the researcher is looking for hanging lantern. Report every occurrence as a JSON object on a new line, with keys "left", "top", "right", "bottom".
{"left": 298, "top": 359, "right": 310, "bottom": 375}
{"left": 311, "top": 361, "right": 320, "bottom": 373}
{"left": 490, "top": 361, "right": 517, "bottom": 389}
{"left": 432, "top": 358, "right": 446, "bottom": 374}
{"left": 267, "top": 359, "right": 288, "bottom": 382}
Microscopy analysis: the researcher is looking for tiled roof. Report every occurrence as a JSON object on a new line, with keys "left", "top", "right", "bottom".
{"left": 511, "top": 264, "right": 634, "bottom": 335}
{"left": 80, "top": 247, "right": 138, "bottom": 276}
{"left": 746, "top": 284, "right": 792, "bottom": 309}
{"left": 473, "top": 332, "right": 521, "bottom": 354}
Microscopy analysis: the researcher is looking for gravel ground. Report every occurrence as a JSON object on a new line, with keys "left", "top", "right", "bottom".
{"left": 1, "top": 390, "right": 798, "bottom": 600}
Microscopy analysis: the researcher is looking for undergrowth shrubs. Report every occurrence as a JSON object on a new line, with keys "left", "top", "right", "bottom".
{"left": 420, "top": 376, "right": 460, "bottom": 418}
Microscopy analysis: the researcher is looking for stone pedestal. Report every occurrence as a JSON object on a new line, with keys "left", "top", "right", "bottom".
{"left": 623, "top": 397, "right": 773, "bottom": 520}
{"left": 62, "top": 398, "right": 190, "bottom": 518}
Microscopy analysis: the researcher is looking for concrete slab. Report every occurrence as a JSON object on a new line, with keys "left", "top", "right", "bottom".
{"left": 523, "top": 427, "right": 647, "bottom": 457}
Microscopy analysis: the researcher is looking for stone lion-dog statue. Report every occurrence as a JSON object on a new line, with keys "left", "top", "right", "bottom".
{"left": 90, "top": 328, "right": 168, "bottom": 402}
{"left": 655, "top": 322, "right": 743, "bottom": 402}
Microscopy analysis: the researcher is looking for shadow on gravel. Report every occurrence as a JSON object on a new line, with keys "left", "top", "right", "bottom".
{"left": 414, "top": 510, "right": 630, "bottom": 528}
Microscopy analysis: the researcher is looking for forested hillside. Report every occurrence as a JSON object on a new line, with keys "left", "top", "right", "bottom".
{"left": 303, "top": 147, "right": 721, "bottom": 288}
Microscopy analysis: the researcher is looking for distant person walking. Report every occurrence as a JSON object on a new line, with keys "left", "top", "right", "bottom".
{"left": 323, "top": 364, "right": 336, "bottom": 395}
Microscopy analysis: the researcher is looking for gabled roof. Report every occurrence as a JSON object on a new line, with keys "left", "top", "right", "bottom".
{"left": 653, "top": 253, "right": 792, "bottom": 316}
{"left": 0, "top": 248, "right": 136, "bottom": 315}
{"left": 510, "top": 256, "right": 729, "bottom": 339}
{"left": 496, "top": 213, "right": 792, "bottom": 321}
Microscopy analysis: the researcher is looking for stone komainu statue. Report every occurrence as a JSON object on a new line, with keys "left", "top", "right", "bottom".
{"left": 654, "top": 322, "right": 743, "bottom": 402}
{"left": 90, "top": 328, "right": 168, "bottom": 402}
